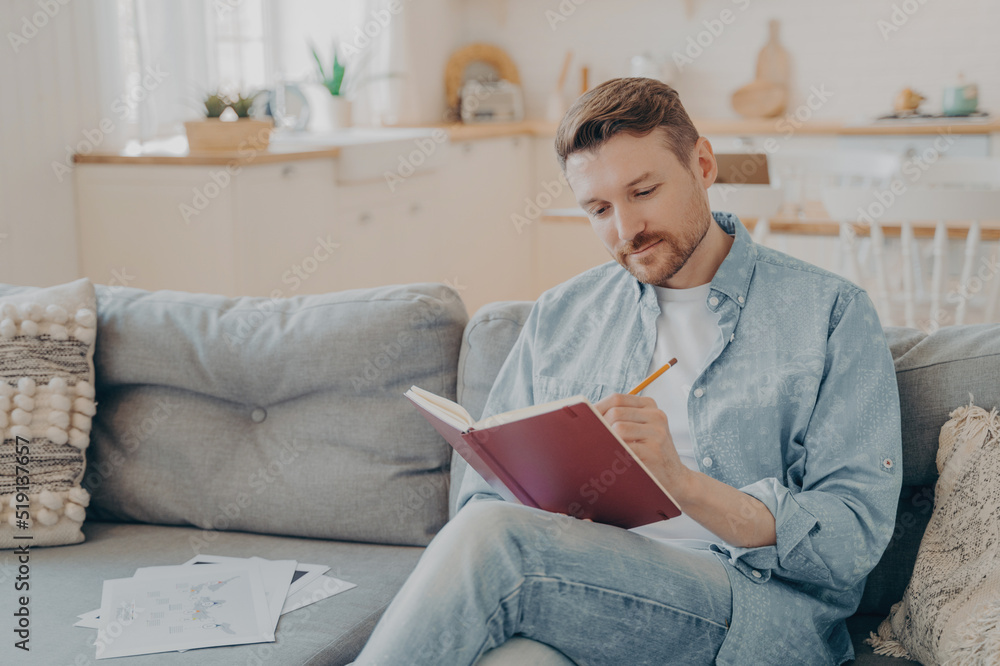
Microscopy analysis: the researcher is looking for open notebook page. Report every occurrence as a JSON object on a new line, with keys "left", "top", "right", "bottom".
{"left": 472, "top": 395, "right": 591, "bottom": 428}
{"left": 406, "top": 386, "right": 592, "bottom": 432}
{"left": 405, "top": 386, "right": 475, "bottom": 430}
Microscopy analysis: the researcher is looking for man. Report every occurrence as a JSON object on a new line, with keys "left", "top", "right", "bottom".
{"left": 354, "top": 78, "right": 902, "bottom": 665}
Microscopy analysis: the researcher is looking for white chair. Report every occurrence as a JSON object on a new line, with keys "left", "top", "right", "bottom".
{"left": 915, "top": 156, "right": 1000, "bottom": 189}
{"left": 769, "top": 150, "right": 901, "bottom": 216}
{"left": 708, "top": 183, "right": 785, "bottom": 245}
{"left": 821, "top": 185, "right": 1000, "bottom": 330}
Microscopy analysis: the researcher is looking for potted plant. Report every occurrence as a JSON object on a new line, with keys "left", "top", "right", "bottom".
{"left": 310, "top": 41, "right": 352, "bottom": 129}
{"left": 184, "top": 89, "right": 274, "bottom": 152}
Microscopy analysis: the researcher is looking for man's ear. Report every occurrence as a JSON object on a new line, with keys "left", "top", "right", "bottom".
{"left": 692, "top": 137, "right": 718, "bottom": 189}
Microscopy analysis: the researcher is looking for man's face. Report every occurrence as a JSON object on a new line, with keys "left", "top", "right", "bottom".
{"left": 565, "top": 129, "right": 717, "bottom": 287}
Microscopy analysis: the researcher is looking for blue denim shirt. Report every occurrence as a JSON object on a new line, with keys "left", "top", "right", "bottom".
{"left": 457, "top": 211, "right": 903, "bottom": 665}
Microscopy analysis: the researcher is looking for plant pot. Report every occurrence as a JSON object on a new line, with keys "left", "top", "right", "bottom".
{"left": 183, "top": 118, "right": 273, "bottom": 152}
{"left": 328, "top": 96, "right": 352, "bottom": 129}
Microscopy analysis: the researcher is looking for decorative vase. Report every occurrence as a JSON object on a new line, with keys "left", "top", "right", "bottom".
{"left": 183, "top": 118, "right": 273, "bottom": 152}
{"left": 328, "top": 96, "right": 352, "bottom": 129}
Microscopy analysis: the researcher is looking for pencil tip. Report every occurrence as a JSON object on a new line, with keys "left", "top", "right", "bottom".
{"left": 669, "top": 357, "right": 678, "bottom": 365}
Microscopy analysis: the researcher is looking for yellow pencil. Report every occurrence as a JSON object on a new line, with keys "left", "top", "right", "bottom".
{"left": 628, "top": 357, "right": 678, "bottom": 395}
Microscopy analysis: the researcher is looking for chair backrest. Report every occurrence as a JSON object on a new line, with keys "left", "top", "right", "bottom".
{"left": 820, "top": 184, "right": 1000, "bottom": 329}
{"left": 821, "top": 185, "right": 1000, "bottom": 223}
{"left": 708, "top": 183, "right": 784, "bottom": 218}
{"left": 770, "top": 149, "right": 901, "bottom": 185}
{"left": 769, "top": 149, "right": 901, "bottom": 219}
{"left": 914, "top": 156, "right": 1000, "bottom": 189}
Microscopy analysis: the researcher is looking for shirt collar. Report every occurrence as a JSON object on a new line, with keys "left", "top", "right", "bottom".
{"left": 632, "top": 211, "right": 756, "bottom": 307}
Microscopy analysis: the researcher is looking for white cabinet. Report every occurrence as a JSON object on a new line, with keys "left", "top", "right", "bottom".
{"left": 76, "top": 160, "right": 344, "bottom": 298}
{"left": 76, "top": 164, "right": 241, "bottom": 295}
{"left": 230, "top": 160, "right": 339, "bottom": 298}
{"left": 74, "top": 136, "right": 537, "bottom": 315}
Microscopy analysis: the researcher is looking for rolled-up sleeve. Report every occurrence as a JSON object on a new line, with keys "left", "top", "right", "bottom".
{"left": 711, "top": 290, "right": 903, "bottom": 591}
{"left": 455, "top": 303, "right": 541, "bottom": 512}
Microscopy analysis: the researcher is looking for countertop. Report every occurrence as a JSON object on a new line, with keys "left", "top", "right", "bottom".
{"left": 73, "top": 116, "right": 1000, "bottom": 166}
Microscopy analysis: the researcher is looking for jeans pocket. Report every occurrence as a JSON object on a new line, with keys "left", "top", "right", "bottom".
{"left": 532, "top": 374, "right": 607, "bottom": 405}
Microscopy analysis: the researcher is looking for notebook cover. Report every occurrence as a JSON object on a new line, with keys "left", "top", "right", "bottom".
{"left": 406, "top": 396, "right": 523, "bottom": 505}
{"left": 463, "top": 402, "right": 683, "bottom": 529}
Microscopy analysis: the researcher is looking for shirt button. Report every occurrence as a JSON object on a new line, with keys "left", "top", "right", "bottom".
{"left": 693, "top": 387, "right": 704, "bottom": 398}
{"left": 752, "top": 570, "right": 762, "bottom": 579}
{"left": 251, "top": 407, "right": 267, "bottom": 423}
{"left": 709, "top": 296, "right": 719, "bottom": 307}
{"left": 737, "top": 296, "right": 745, "bottom": 304}
{"left": 702, "top": 456, "right": 713, "bottom": 467}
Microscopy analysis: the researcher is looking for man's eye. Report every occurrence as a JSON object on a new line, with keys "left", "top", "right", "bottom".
{"left": 637, "top": 188, "right": 655, "bottom": 197}
{"left": 591, "top": 207, "right": 608, "bottom": 217}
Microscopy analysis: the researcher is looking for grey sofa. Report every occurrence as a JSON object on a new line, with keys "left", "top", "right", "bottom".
{"left": 3, "top": 279, "right": 998, "bottom": 665}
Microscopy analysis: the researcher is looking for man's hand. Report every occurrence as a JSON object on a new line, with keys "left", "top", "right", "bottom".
{"left": 593, "top": 393, "right": 693, "bottom": 496}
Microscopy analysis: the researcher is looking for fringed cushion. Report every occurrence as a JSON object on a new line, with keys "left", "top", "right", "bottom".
{"left": 0, "top": 278, "right": 97, "bottom": 548}
{"left": 865, "top": 399, "right": 1000, "bottom": 664}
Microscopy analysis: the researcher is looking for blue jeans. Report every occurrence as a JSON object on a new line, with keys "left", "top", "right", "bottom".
{"left": 353, "top": 501, "right": 733, "bottom": 666}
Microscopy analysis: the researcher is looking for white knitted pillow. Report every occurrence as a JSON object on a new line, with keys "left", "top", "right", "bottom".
{"left": 865, "top": 400, "right": 1000, "bottom": 665}
{"left": 0, "top": 278, "right": 98, "bottom": 548}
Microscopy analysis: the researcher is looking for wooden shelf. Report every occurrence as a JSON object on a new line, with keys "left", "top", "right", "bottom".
{"left": 542, "top": 202, "right": 1000, "bottom": 241}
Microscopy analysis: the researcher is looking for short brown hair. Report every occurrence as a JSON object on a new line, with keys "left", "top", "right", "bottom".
{"left": 554, "top": 77, "right": 700, "bottom": 173}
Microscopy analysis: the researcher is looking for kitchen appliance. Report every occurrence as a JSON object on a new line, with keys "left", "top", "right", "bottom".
{"left": 460, "top": 79, "right": 524, "bottom": 123}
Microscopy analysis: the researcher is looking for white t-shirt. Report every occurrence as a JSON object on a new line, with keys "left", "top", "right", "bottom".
{"left": 626, "top": 282, "right": 735, "bottom": 549}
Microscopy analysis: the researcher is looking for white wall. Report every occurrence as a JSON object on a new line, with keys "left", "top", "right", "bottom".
{"left": 457, "top": 0, "right": 999, "bottom": 123}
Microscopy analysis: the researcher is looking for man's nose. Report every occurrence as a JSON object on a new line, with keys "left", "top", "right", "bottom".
{"left": 614, "top": 203, "right": 646, "bottom": 242}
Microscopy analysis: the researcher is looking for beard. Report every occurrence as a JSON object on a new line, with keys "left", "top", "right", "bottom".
{"left": 615, "top": 176, "right": 712, "bottom": 287}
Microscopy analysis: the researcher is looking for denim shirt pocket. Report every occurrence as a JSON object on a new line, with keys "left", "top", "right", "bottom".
{"left": 533, "top": 374, "right": 607, "bottom": 405}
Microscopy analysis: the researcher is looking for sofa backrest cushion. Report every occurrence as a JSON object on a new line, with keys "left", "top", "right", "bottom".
{"left": 453, "top": 302, "right": 1000, "bottom": 616}
{"left": 87, "top": 282, "right": 466, "bottom": 547}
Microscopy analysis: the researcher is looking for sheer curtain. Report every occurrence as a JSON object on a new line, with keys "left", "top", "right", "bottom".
{"left": 89, "top": 0, "right": 418, "bottom": 144}
{"left": 342, "top": 0, "right": 420, "bottom": 127}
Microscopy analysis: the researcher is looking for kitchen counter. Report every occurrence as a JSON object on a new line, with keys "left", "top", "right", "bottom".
{"left": 72, "top": 134, "right": 342, "bottom": 166}
{"left": 543, "top": 202, "right": 1000, "bottom": 241}
{"left": 73, "top": 116, "right": 1000, "bottom": 165}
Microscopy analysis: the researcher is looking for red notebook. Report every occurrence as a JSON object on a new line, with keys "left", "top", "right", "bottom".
{"left": 404, "top": 385, "right": 682, "bottom": 529}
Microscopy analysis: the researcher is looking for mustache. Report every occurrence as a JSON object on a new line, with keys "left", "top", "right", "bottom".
{"left": 622, "top": 233, "right": 666, "bottom": 255}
